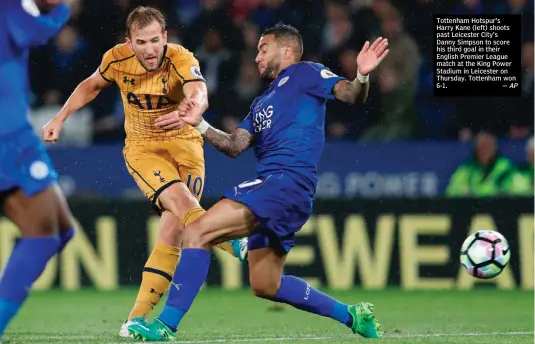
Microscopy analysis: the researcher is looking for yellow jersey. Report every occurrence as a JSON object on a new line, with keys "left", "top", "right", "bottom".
{"left": 99, "top": 43, "right": 204, "bottom": 143}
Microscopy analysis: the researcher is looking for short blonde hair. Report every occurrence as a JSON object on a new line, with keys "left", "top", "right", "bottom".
{"left": 126, "top": 6, "right": 166, "bottom": 37}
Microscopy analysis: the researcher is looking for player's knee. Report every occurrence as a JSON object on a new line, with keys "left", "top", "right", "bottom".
{"left": 249, "top": 275, "right": 280, "bottom": 299}
{"left": 158, "top": 211, "right": 184, "bottom": 246}
{"left": 159, "top": 182, "right": 199, "bottom": 219}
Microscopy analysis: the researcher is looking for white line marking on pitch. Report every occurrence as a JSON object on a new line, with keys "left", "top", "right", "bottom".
{"left": 21, "top": 331, "right": 534, "bottom": 343}
{"left": 166, "top": 331, "right": 533, "bottom": 343}
{"left": 35, "top": 331, "right": 532, "bottom": 343}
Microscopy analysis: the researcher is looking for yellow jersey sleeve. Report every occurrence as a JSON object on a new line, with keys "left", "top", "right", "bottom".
{"left": 168, "top": 45, "right": 205, "bottom": 85}
{"left": 99, "top": 48, "right": 117, "bottom": 82}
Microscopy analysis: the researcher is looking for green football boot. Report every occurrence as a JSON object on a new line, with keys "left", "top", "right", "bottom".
{"left": 348, "top": 302, "right": 383, "bottom": 338}
{"left": 128, "top": 318, "right": 176, "bottom": 342}
{"left": 229, "top": 237, "right": 248, "bottom": 263}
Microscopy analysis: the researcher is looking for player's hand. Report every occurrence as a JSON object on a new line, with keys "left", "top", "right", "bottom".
{"left": 154, "top": 110, "right": 185, "bottom": 130}
{"left": 356, "top": 37, "right": 390, "bottom": 76}
{"left": 176, "top": 98, "right": 204, "bottom": 127}
{"left": 42, "top": 117, "right": 64, "bottom": 143}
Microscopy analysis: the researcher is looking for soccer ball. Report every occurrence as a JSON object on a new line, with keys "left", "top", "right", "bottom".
{"left": 460, "top": 230, "right": 511, "bottom": 279}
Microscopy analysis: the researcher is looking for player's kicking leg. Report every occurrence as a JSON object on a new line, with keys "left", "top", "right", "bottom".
{"left": 119, "top": 210, "right": 182, "bottom": 338}
{"left": 121, "top": 181, "right": 247, "bottom": 338}
{"left": 127, "top": 198, "right": 381, "bottom": 341}
{"left": 128, "top": 198, "right": 256, "bottom": 341}
{"left": 0, "top": 185, "right": 75, "bottom": 339}
{"left": 120, "top": 145, "right": 247, "bottom": 338}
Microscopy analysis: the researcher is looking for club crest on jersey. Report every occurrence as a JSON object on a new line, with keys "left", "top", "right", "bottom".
{"left": 190, "top": 66, "right": 203, "bottom": 79}
{"left": 160, "top": 74, "right": 168, "bottom": 93}
{"left": 253, "top": 105, "right": 273, "bottom": 132}
{"left": 29, "top": 161, "right": 49, "bottom": 180}
{"left": 278, "top": 76, "right": 289, "bottom": 87}
{"left": 320, "top": 69, "right": 338, "bottom": 79}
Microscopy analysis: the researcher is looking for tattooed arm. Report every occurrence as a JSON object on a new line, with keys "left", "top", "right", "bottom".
{"left": 202, "top": 126, "right": 254, "bottom": 158}
{"left": 333, "top": 77, "right": 369, "bottom": 105}
{"left": 332, "top": 37, "right": 390, "bottom": 105}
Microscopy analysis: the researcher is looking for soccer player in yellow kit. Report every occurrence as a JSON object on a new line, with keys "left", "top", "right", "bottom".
{"left": 42, "top": 6, "right": 248, "bottom": 338}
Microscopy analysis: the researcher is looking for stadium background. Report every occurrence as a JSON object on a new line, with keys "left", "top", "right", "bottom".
{"left": 10, "top": 0, "right": 535, "bottom": 291}
{"left": 1, "top": 1, "right": 534, "bottom": 342}
{"left": 0, "top": 0, "right": 534, "bottom": 312}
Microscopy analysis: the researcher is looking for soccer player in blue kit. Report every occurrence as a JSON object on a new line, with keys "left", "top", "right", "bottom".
{"left": 129, "top": 23, "right": 389, "bottom": 341}
{"left": 0, "top": 0, "right": 74, "bottom": 338}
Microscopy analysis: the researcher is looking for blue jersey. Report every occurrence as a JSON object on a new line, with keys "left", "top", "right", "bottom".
{"left": 0, "top": 1, "right": 69, "bottom": 196}
{"left": 226, "top": 62, "right": 346, "bottom": 253}
{"left": 238, "top": 62, "right": 345, "bottom": 192}
{"left": 0, "top": 0, "right": 70, "bottom": 136}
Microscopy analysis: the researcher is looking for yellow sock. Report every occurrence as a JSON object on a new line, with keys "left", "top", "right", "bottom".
{"left": 182, "top": 206, "right": 206, "bottom": 227}
{"left": 181, "top": 206, "right": 237, "bottom": 257}
{"left": 128, "top": 243, "right": 180, "bottom": 320}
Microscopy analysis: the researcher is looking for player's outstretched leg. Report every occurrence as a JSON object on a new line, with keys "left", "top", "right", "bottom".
{"left": 167, "top": 186, "right": 249, "bottom": 263}
{"left": 0, "top": 186, "right": 74, "bottom": 339}
{"left": 120, "top": 211, "right": 182, "bottom": 338}
{"left": 159, "top": 183, "right": 249, "bottom": 263}
{"left": 248, "top": 246, "right": 382, "bottom": 339}
{"left": 121, "top": 184, "right": 248, "bottom": 339}
{"left": 128, "top": 199, "right": 256, "bottom": 341}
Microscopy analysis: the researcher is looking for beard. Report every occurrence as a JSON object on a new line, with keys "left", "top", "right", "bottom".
{"left": 259, "top": 60, "right": 280, "bottom": 81}
{"left": 260, "top": 67, "right": 275, "bottom": 81}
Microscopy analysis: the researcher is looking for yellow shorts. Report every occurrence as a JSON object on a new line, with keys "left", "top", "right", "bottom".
{"left": 123, "top": 137, "right": 205, "bottom": 210}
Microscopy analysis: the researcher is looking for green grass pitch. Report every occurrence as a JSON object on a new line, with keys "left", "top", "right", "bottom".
{"left": 3, "top": 288, "right": 534, "bottom": 344}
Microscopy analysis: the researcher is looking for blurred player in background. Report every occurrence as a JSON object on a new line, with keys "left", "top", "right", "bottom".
{"left": 128, "top": 23, "right": 388, "bottom": 341}
{"left": 41, "top": 6, "right": 248, "bottom": 338}
{"left": 0, "top": 0, "right": 75, "bottom": 339}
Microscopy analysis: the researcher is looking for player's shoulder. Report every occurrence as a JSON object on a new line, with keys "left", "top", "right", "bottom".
{"left": 286, "top": 61, "right": 341, "bottom": 84}
{"left": 294, "top": 61, "right": 327, "bottom": 72}
{"left": 102, "top": 43, "right": 135, "bottom": 66}
{"left": 165, "top": 43, "right": 196, "bottom": 63}
{"left": 293, "top": 61, "right": 338, "bottom": 77}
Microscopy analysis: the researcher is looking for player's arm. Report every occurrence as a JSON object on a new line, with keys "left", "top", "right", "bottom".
{"left": 202, "top": 126, "right": 254, "bottom": 158}
{"left": 6, "top": 0, "right": 71, "bottom": 48}
{"left": 55, "top": 68, "right": 111, "bottom": 122}
{"left": 334, "top": 37, "right": 389, "bottom": 104}
{"left": 333, "top": 76, "right": 370, "bottom": 104}
{"left": 182, "top": 81, "right": 209, "bottom": 116}
{"left": 48, "top": 46, "right": 115, "bottom": 126}
{"left": 176, "top": 106, "right": 255, "bottom": 158}
{"left": 198, "top": 107, "right": 256, "bottom": 158}
{"left": 43, "top": 68, "right": 111, "bottom": 142}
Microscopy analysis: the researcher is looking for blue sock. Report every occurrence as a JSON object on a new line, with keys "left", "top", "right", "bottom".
{"left": 0, "top": 236, "right": 60, "bottom": 336}
{"left": 158, "top": 248, "right": 211, "bottom": 332}
{"left": 59, "top": 228, "right": 75, "bottom": 252}
{"left": 268, "top": 275, "right": 353, "bottom": 328}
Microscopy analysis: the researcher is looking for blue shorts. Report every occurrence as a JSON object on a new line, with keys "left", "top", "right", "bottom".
{"left": 0, "top": 127, "right": 58, "bottom": 197}
{"left": 223, "top": 173, "right": 313, "bottom": 253}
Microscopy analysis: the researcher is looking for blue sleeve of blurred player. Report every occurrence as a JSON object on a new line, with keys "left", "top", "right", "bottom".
{"left": 5, "top": 1, "right": 70, "bottom": 48}
{"left": 298, "top": 62, "right": 346, "bottom": 100}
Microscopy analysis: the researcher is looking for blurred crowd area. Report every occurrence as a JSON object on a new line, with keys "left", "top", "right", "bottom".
{"left": 28, "top": 0, "right": 534, "bottom": 145}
